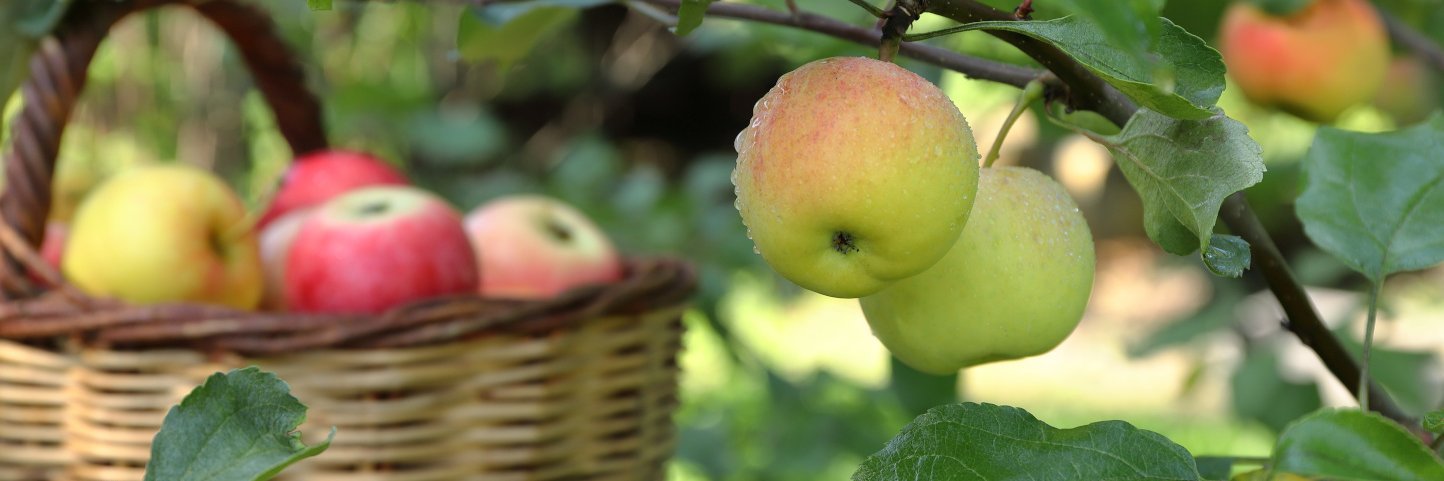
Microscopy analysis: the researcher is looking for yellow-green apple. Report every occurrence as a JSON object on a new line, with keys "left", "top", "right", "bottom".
{"left": 859, "top": 167, "right": 1094, "bottom": 374}
{"left": 1218, "top": 0, "right": 1389, "bottom": 123}
{"left": 1373, "top": 56, "right": 1439, "bottom": 125}
{"left": 258, "top": 150, "right": 408, "bottom": 228}
{"left": 733, "top": 56, "right": 980, "bottom": 298}
{"left": 63, "top": 164, "right": 263, "bottom": 309}
{"left": 285, "top": 186, "right": 478, "bottom": 314}
{"left": 463, "top": 195, "right": 622, "bottom": 299}
{"left": 257, "top": 208, "right": 315, "bottom": 310}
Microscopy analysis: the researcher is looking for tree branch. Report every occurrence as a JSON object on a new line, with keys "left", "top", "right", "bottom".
{"left": 637, "top": 0, "right": 1416, "bottom": 428}
{"left": 640, "top": 0, "right": 1041, "bottom": 88}
{"left": 1220, "top": 194, "right": 1411, "bottom": 425}
{"left": 1377, "top": 5, "right": 1444, "bottom": 73}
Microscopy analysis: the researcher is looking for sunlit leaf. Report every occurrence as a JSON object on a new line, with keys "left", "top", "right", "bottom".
{"left": 1296, "top": 115, "right": 1444, "bottom": 283}
{"left": 854, "top": 402, "right": 1204, "bottom": 481}
{"left": 955, "top": 16, "right": 1225, "bottom": 119}
{"left": 1271, "top": 409, "right": 1444, "bottom": 481}
{"left": 1094, "top": 109, "right": 1265, "bottom": 255}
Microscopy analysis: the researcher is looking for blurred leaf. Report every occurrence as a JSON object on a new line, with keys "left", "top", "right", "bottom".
{"left": 1271, "top": 409, "right": 1444, "bottom": 481}
{"left": 1424, "top": 410, "right": 1444, "bottom": 435}
{"left": 1193, "top": 456, "right": 1234, "bottom": 481}
{"left": 854, "top": 403, "right": 1204, "bottom": 481}
{"left": 477, "top": 0, "right": 612, "bottom": 23}
{"left": 458, "top": 6, "right": 577, "bottom": 69}
{"left": 550, "top": 134, "right": 622, "bottom": 205}
{"left": 1296, "top": 115, "right": 1444, "bottom": 283}
{"left": 887, "top": 355, "right": 957, "bottom": 417}
{"left": 1096, "top": 109, "right": 1265, "bottom": 255}
{"left": 1231, "top": 349, "right": 1321, "bottom": 433}
{"left": 1339, "top": 333, "right": 1442, "bottom": 416}
{"left": 1202, "top": 234, "right": 1251, "bottom": 277}
{"left": 1250, "top": 0, "right": 1310, "bottom": 16}
{"left": 306, "top": 0, "right": 331, "bottom": 11}
{"left": 407, "top": 108, "right": 507, "bottom": 165}
{"left": 1128, "top": 283, "right": 1242, "bottom": 358}
{"left": 958, "top": 17, "right": 1224, "bottom": 119}
{"left": 676, "top": 0, "right": 713, "bottom": 36}
{"left": 0, "top": 0, "right": 71, "bottom": 123}
{"left": 143, "top": 367, "right": 333, "bottom": 481}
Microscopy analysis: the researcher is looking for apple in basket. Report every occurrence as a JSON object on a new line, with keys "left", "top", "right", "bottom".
{"left": 463, "top": 195, "right": 622, "bottom": 299}
{"left": 258, "top": 149, "right": 408, "bottom": 229}
{"left": 285, "top": 186, "right": 478, "bottom": 314}
{"left": 63, "top": 164, "right": 265, "bottom": 309}
{"left": 258, "top": 208, "right": 315, "bottom": 310}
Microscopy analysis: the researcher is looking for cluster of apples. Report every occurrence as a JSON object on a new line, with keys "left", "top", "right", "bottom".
{"left": 47, "top": 150, "right": 623, "bottom": 314}
{"left": 732, "top": 57, "right": 1095, "bottom": 375}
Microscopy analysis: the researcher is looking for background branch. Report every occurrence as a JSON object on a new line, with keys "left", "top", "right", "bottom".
{"left": 639, "top": 0, "right": 1417, "bottom": 428}
{"left": 1377, "top": 5, "right": 1444, "bottom": 72}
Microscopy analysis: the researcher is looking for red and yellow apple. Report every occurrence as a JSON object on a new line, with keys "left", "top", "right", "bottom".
{"left": 464, "top": 195, "right": 622, "bottom": 299}
{"left": 63, "top": 164, "right": 264, "bottom": 309}
{"left": 1218, "top": 0, "right": 1389, "bottom": 123}
{"left": 859, "top": 167, "right": 1095, "bottom": 374}
{"left": 285, "top": 186, "right": 478, "bottom": 314}
{"left": 259, "top": 150, "right": 408, "bottom": 228}
{"left": 733, "top": 56, "right": 980, "bottom": 298}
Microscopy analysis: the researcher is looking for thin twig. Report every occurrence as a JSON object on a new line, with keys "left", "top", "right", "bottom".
{"left": 1377, "top": 5, "right": 1444, "bottom": 72}
{"left": 639, "top": 0, "right": 1041, "bottom": 88}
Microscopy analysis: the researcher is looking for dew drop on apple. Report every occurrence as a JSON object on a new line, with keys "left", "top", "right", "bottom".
{"left": 734, "top": 130, "right": 748, "bottom": 153}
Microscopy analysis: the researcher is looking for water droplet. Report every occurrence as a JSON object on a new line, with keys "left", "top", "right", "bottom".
{"left": 753, "top": 245, "right": 761, "bottom": 255}
{"left": 734, "top": 130, "right": 748, "bottom": 153}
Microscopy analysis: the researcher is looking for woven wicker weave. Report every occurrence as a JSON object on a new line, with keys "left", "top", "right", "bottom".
{"left": 0, "top": 2, "right": 694, "bottom": 480}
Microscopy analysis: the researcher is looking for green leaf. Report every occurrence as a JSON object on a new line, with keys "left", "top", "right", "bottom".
{"left": 306, "top": 0, "right": 331, "bottom": 11}
{"left": 888, "top": 355, "right": 957, "bottom": 417}
{"left": 853, "top": 402, "right": 1204, "bottom": 481}
{"left": 1056, "top": 0, "right": 1161, "bottom": 80}
{"left": 960, "top": 16, "right": 1225, "bottom": 120}
{"left": 1094, "top": 109, "right": 1265, "bottom": 255}
{"left": 457, "top": 6, "right": 578, "bottom": 69}
{"left": 1202, "top": 233, "right": 1250, "bottom": 277}
{"left": 1192, "top": 456, "right": 1234, "bottom": 481}
{"left": 1296, "top": 115, "right": 1444, "bottom": 283}
{"left": 675, "top": 0, "right": 713, "bottom": 36}
{"left": 1230, "top": 349, "right": 1321, "bottom": 433}
{"left": 1271, "top": 409, "right": 1444, "bottom": 481}
{"left": 1339, "top": 332, "right": 1442, "bottom": 416}
{"left": 143, "top": 367, "right": 333, "bottom": 481}
{"left": 1425, "top": 410, "right": 1444, "bottom": 435}
{"left": 0, "top": 0, "right": 71, "bottom": 120}
{"left": 1249, "top": 0, "right": 1310, "bottom": 16}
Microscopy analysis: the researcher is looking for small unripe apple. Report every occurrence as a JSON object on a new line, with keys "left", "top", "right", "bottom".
{"left": 1218, "top": 0, "right": 1389, "bottom": 123}
{"left": 859, "top": 167, "right": 1095, "bottom": 374}
{"left": 733, "top": 56, "right": 980, "bottom": 298}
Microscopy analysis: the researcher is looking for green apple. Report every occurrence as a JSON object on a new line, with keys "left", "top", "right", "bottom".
{"left": 859, "top": 166, "right": 1094, "bottom": 374}
{"left": 1218, "top": 0, "right": 1389, "bottom": 123}
{"left": 733, "top": 56, "right": 980, "bottom": 298}
{"left": 64, "top": 164, "right": 264, "bottom": 309}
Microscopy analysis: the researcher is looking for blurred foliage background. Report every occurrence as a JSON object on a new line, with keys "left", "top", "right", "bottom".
{"left": 4, "top": 0, "right": 1443, "bottom": 479}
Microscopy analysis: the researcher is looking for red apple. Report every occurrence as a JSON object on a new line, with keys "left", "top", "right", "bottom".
{"left": 259, "top": 150, "right": 408, "bottom": 228}
{"left": 464, "top": 195, "right": 622, "bottom": 299}
{"left": 258, "top": 208, "right": 315, "bottom": 310}
{"left": 285, "top": 186, "right": 478, "bottom": 314}
{"left": 40, "top": 222, "right": 67, "bottom": 273}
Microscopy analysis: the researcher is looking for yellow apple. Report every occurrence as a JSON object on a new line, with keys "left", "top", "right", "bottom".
{"left": 733, "top": 56, "right": 980, "bottom": 298}
{"left": 1218, "top": 0, "right": 1389, "bottom": 123}
{"left": 64, "top": 164, "right": 263, "bottom": 309}
{"left": 859, "top": 167, "right": 1095, "bottom": 374}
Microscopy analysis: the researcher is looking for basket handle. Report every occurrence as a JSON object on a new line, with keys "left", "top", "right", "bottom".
{"left": 0, "top": 0, "right": 328, "bottom": 296}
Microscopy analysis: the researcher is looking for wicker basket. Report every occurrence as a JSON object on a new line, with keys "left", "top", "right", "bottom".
{"left": 0, "top": 2, "right": 695, "bottom": 480}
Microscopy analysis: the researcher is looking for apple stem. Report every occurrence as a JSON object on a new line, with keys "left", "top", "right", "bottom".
{"left": 983, "top": 78, "right": 1045, "bottom": 168}
{"left": 1359, "top": 280, "right": 1382, "bottom": 411}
